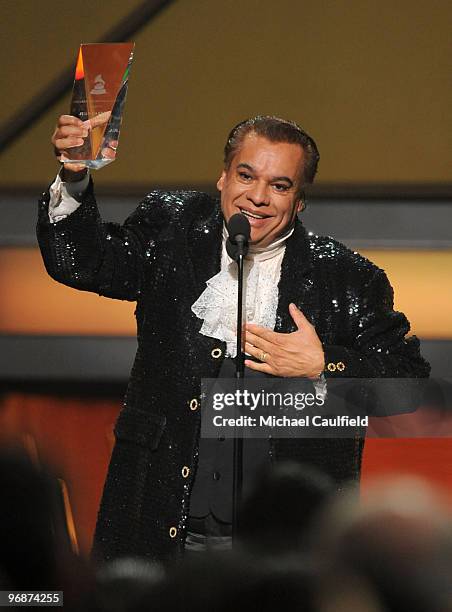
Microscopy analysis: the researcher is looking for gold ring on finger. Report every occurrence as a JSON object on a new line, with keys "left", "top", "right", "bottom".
{"left": 260, "top": 351, "right": 267, "bottom": 362}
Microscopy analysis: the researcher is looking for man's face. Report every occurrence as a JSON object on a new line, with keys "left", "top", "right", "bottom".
{"left": 217, "top": 133, "right": 305, "bottom": 247}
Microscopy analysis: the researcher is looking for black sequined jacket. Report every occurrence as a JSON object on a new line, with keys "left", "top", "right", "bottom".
{"left": 37, "top": 184, "right": 430, "bottom": 564}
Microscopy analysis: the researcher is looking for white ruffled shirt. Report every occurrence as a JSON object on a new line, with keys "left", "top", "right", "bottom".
{"left": 191, "top": 226, "right": 293, "bottom": 358}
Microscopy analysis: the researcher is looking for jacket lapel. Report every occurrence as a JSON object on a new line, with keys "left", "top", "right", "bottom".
{"left": 275, "top": 219, "right": 319, "bottom": 333}
{"left": 186, "top": 194, "right": 223, "bottom": 302}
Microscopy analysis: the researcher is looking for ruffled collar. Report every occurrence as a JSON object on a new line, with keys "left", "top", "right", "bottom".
{"left": 191, "top": 224, "right": 294, "bottom": 357}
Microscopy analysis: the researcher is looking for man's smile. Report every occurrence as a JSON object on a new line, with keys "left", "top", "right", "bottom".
{"left": 238, "top": 206, "right": 272, "bottom": 222}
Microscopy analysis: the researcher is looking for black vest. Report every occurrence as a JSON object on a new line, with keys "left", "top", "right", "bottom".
{"left": 189, "top": 358, "right": 270, "bottom": 522}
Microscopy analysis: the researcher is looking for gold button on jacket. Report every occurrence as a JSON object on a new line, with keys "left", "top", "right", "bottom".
{"left": 189, "top": 398, "right": 199, "bottom": 411}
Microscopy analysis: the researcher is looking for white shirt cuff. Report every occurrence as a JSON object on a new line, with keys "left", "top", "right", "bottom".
{"left": 48, "top": 170, "right": 90, "bottom": 223}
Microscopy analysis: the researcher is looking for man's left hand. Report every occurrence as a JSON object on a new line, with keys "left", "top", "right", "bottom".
{"left": 244, "top": 303, "right": 325, "bottom": 379}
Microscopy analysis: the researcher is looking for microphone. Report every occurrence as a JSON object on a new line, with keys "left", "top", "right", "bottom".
{"left": 226, "top": 213, "right": 250, "bottom": 261}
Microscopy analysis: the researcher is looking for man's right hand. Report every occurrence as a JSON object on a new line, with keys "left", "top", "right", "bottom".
{"left": 51, "top": 115, "right": 88, "bottom": 181}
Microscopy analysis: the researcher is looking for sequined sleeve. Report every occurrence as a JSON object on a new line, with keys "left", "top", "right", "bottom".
{"left": 37, "top": 179, "right": 177, "bottom": 302}
{"left": 323, "top": 268, "right": 430, "bottom": 378}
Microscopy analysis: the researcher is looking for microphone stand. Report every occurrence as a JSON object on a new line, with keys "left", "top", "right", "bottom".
{"left": 232, "top": 238, "right": 246, "bottom": 543}
{"left": 235, "top": 251, "right": 245, "bottom": 378}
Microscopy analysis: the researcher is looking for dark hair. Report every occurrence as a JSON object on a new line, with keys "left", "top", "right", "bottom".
{"left": 223, "top": 115, "right": 320, "bottom": 186}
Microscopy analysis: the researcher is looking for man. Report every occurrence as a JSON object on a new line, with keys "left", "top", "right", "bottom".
{"left": 38, "top": 115, "right": 429, "bottom": 564}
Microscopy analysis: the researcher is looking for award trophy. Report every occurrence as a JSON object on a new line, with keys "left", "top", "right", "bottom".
{"left": 62, "top": 43, "right": 135, "bottom": 169}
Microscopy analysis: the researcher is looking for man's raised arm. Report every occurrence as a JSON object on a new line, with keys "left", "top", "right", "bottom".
{"left": 37, "top": 115, "right": 157, "bottom": 301}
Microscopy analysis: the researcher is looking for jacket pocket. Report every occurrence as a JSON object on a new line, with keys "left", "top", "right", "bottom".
{"left": 114, "top": 408, "right": 166, "bottom": 450}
